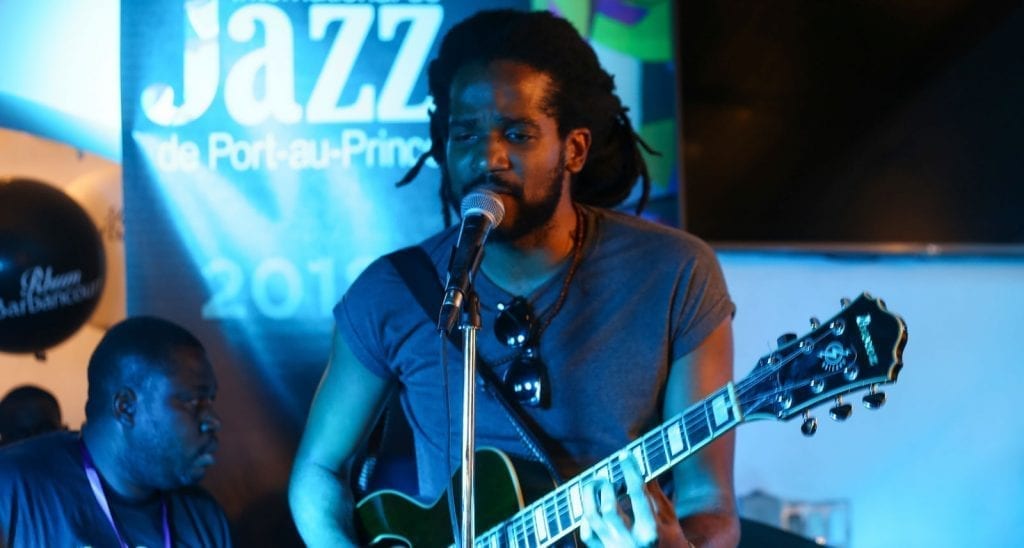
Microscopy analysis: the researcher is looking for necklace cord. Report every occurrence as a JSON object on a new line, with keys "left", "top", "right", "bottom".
{"left": 535, "top": 203, "right": 588, "bottom": 339}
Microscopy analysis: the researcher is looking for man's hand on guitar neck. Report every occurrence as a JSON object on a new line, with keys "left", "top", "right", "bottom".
{"left": 580, "top": 456, "right": 692, "bottom": 548}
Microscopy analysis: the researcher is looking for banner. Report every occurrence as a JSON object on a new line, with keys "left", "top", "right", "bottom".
{"left": 120, "top": 0, "right": 679, "bottom": 543}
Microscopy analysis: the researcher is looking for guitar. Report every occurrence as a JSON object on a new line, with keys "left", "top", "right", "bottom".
{"left": 356, "top": 293, "right": 908, "bottom": 547}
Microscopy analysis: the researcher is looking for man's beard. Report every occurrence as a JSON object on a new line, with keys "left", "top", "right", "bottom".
{"left": 479, "top": 150, "right": 567, "bottom": 243}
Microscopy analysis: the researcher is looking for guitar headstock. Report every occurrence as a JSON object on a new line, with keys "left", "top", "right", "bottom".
{"left": 738, "top": 293, "right": 907, "bottom": 429}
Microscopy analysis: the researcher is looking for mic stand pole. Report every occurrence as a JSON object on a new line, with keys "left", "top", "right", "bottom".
{"left": 458, "top": 289, "right": 481, "bottom": 548}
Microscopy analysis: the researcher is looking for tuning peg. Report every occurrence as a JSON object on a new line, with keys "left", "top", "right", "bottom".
{"left": 829, "top": 396, "right": 853, "bottom": 421}
{"left": 809, "top": 316, "right": 821, "bottom": 329}
{"left": 776, "top": 333, "right": 797, "bottom": 347}
{"left": 863, "top": 384, "right": 887, "bottom": 409}
{"left": 801, "top": 411, "right": 817, "bottom": 436}
{"left": 840, "top": 297, "right": 851, "bottom": 307}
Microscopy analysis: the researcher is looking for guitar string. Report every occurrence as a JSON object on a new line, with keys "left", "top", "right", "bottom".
{"left": 732, "top": 330, "right": 871, "bottom": 410}
{"left": 477, "top": 329, "right": 871, "bottom": 546}
{"left": 482, "top": 374, "right": 857, "bottom": 548}
{"left": 494, "top": 373, "right": 847, "bottom": 546}
{"left": 478, "top": 433, "right": 689, "bottom": 546}
{"left": 496, "top": 389, "right": 777, "bottom": 546}
{"left": 483, "top": 385, "right": 724, "bottom": 542}
{"left": 484, "top": 434, "right": 672, "bottom": 546}
{"left": 481, "top": 383, "right": 850, "bottom": 546}
{"left": 515, "top": 316, "right": 895, "bottom": 546}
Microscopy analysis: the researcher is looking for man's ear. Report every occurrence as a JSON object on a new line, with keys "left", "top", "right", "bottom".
{"left": 564, "top": 128, "right": 591, "bottom": 174}
{"left": 113, "top": 388, "right": 137, "bottom": 426}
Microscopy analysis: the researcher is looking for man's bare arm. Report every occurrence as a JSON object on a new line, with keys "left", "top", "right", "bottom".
{"left": 667, "top": 318, "right": 740, "bottom": 547}
{"left": 289, "top": 327, "right": 393, "bottom": 547}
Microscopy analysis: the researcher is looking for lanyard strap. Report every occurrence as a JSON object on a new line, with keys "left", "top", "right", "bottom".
{"left": 79, "top": 439, "right": 172, "bottom": 548}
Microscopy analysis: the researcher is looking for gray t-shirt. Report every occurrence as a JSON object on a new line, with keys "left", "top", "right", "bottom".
{"left": 336, "top": 206, "right": 734, "bottom": 500}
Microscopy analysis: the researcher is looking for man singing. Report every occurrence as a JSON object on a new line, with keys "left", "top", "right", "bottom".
{"left": 290, "top": 9, "right": 739, "bottom": 547}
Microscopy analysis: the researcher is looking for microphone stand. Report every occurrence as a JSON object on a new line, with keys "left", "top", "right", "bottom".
{"left": 457, "top": 289, "right": 481, "bottom": 548}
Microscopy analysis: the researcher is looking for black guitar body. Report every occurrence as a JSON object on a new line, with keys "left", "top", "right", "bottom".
{"left": 357, "top": 448, "right": 557, "bottom": 547}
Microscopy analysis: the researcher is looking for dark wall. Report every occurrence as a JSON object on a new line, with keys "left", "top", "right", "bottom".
{"left": 678, "top": 1, "right": 1024, "bottom": 245}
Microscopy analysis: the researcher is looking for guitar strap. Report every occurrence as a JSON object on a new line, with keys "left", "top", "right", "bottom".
{"left": 386, "top": 245, "right": 565, "bottom": 485}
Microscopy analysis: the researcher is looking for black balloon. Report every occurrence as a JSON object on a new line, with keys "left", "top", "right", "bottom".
{"left": 0, "top": 177, "right": 105, "bottom": 353}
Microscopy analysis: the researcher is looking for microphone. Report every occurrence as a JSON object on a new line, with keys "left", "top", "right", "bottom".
{"left": 437, "top": 190, "right": 505, "bottom": 334}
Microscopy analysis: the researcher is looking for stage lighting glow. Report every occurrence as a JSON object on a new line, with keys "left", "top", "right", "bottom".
{"left": 0, "top": 0, "right": 121, "bottom": 159}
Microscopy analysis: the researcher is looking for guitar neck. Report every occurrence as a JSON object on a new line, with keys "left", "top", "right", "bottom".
{"left": 474, "top": 383, "right": 744, "bottom": 548}
{"left": 364, "top": 295, "right": 903, "bottom": 548}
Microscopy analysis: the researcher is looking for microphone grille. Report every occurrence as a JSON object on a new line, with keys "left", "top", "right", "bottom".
{"left": 461, "top": 190, "right": 505, "bottom": 226}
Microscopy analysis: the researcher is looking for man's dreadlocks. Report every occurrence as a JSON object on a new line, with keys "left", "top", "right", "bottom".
{"left": 396, "top": 9, "right": 656, "bottom": 227}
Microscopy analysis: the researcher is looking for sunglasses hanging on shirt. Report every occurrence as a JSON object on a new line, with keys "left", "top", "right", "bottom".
{"left": 490, "top": 205, "right": 590, "bottom": 409}
{"left": 494, "top": 296, "right": 549, "bottom": 408}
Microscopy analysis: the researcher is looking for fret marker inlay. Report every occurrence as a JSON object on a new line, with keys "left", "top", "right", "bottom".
{"left": 668, "top": 421, "right": 685, "bottom": 454}
{"left": 630, "top": 447, "right": 646, "bottom": 474}
{"left": 569, "top": 484, "right": 583, "bottom": 518}
{"left": 533, "top": 507, "right": 547, "bottom": 540}
{"left": 712, "top": 394, "right": 729, "bottom": 427}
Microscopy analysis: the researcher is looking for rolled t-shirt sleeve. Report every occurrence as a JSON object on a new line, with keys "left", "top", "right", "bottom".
{"left": 670, "top": 237, "right": 735, "bottom": 361}
{"left": 332, "top": 257, "right": 398, "bottom": 380}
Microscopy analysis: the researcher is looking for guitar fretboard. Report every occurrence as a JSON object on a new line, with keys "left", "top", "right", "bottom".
{"left": 473, "top": 383, "right": 743, "bottom": 548}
